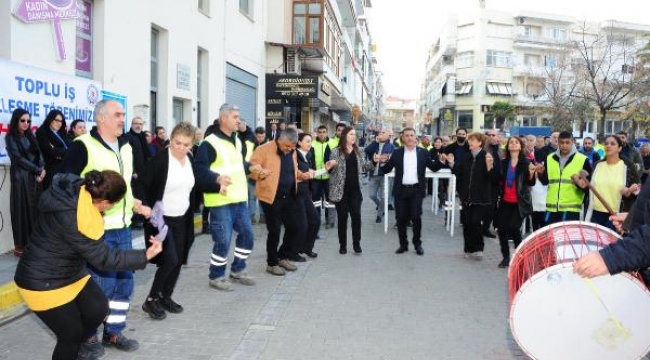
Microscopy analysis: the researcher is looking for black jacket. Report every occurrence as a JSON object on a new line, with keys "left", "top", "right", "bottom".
{"left": 380, "top": 146, "right": 443, "bottom": 198}
{"left": 443, "top": 142, "right": 469, "bottom": 172}
{"left": 601, "top": 223, "right": 650, "bottom": 275}
{"left": 35, "top": 126, "right": 69, "bottom": 189}
{"left": 128, "top": 129, "right": 152, "bottom": 176}
{"left": 453, "top": 150, "right": 499, "bottom": 205}
{"left": 133, "top": 149, "right": 196, "bottom": 265}
{"left": 14, "top": 174, "right": 147, "bottom": 291}
{"left": 497, "top": 158, "right": 535, "bottom": 218}
{"left": 296, "top": 149, "right": 313, "bottom": 196}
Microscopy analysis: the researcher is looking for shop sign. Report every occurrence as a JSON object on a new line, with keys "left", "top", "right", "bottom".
{"left": 266, "top": 74, "right": 318, "bottom": 99}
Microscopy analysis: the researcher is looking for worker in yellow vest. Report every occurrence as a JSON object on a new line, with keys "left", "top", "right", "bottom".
{"left": 59, "top": 99, "right": 149, "bottom": 355}
{"left": 535, "top": 131, "right": 592, "bottom": 225}
{"left": 194, "top": 104, "right": 255, "bottom": 292}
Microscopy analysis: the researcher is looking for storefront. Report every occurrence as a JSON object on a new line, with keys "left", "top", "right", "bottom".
{"left": 265, "top": 74, "right": 330, "bottom": 133}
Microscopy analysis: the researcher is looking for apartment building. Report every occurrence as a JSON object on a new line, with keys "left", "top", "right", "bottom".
{"left": 265, "top": 0, "right": 384, "bottom": 134}
{"left": 421, "top": 5, "right": 650, "bottom": 135}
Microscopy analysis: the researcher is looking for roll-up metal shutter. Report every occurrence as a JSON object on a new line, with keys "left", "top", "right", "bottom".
{"left": 226, "top": 63, "right": 257, "bottom": 128}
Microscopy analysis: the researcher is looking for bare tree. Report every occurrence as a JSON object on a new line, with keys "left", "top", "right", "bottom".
{"left": 571, "top": 22, "right": 647, "bottom": 139}
{"left": 531, "top": 52, "right": 577, "bottom": 132}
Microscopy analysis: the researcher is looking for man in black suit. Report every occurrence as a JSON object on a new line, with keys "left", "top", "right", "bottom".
{"left": 380, "top": 128, "right": 444, "bottom": 255}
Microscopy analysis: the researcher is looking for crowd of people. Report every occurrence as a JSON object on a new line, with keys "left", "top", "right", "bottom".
{"left": 8, "top": 101, "right": 650, "bottom": 359}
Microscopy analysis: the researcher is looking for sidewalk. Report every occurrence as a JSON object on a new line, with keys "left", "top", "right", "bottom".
{"left": 0, "top": 194, "right": 528, "bottom": 359}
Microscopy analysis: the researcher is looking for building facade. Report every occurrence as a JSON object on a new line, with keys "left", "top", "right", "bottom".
{"left": 421, "top": 5, "right": 650, "bottom": 136}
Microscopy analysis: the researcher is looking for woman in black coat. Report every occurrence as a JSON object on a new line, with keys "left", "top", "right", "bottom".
{"left": 5, "top": 108, "right": 45, "bottom": 257}
{"left": 14, "top": 170, "right": 161, "bottom": 360}
{"left": 447, "top": 132, "right": 499, "bottom": 260}
{"left": 36, "top": 109, "right": 70, "bottom": 189}
{"left": 496, "top": 137, "right": 536, "bottom": 268}
{"left": 133, "top": 122, "right": 197, "bottom": 320}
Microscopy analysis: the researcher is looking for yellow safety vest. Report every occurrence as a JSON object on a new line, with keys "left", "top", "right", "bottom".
{"left": 76, "top": 134, "right": 134, "bottom": 230}
{"left": 312, "top": 139, "right": 330, "bottom": 180}
{"left": 203, "top": 134, "right": 248, "bottom": 207}
{"left": 545, "top": 152, "right": 587, "bottom": 213}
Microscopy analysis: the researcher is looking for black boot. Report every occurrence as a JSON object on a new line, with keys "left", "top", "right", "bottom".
{"left": 353, "top": 242, "right": 362, "bottom": 254}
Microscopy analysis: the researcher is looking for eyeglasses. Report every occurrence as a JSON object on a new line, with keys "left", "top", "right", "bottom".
{"left": 20, "top": 119, "right": 31, "bottom": 124}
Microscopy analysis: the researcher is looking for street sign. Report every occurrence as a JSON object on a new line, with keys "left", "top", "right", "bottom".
{"left": 12, "top": 0, "right": 80, "bottom": 61}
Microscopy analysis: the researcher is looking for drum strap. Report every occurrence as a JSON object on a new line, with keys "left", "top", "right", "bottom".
{"left": 582, "top": 278, "right": 631, "bottom": 340}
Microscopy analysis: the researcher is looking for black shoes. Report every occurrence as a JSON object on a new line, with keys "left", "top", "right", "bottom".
{"left": 376, "top": 215, "right": 382, "bottom": 223}
{"left": 142, "top": 297, "right": 166, "bottom": 320}
{"left": 339, "top": 247, "right": 347, "bottom": 254}
{"left": 415, "top": 245, "right": 424, "bottom": 256}
{"left": 161, "top": 297, "right": 183, "bottom": 313}
{"left": 302, "top": 251, "right": 318, "bottom": 258}
{"left": 395, "top": 246, "right": 408, "bottom": 254}
{"left": 498, "top": 259, "right": 509, "bottom": 268}
{"left": 102, "top": 333, "right": 139, "bottom": 352}
{"left": 353, "top": 243, "right": 362, "bottom": 254}
{"left": 483, "top": 230, "right": 497, "bottom": 238}
{"left": 289, "top": 254, "right": 307, "bottom": 262}
{"left": 388, "top": 204, "right": 395, "bottom": 211}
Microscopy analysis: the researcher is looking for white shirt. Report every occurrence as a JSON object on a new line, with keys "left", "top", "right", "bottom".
{"left": 402, "top": 147, "right": 418, "bottom": 185}
{"left": 162, "top": 149, "right": 195, "bottom": 216}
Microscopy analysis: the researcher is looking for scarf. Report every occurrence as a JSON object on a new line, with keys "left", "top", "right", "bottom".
{"left": 506, "top": 161, "right": 516, "bottom": 188}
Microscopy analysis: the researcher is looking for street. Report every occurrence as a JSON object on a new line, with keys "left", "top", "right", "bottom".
{"left": 0, "top": 191, "right": 526, "bottom": 360}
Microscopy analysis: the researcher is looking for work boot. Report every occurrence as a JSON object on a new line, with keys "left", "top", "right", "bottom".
{"left": 230, "top": 271, "right": 256, "bottom": 285}
{"left": 102, "top": 333, "right": 139, "bottom": 352}
{"left": 209, "top": 277, "right": 234, "bottom": 292}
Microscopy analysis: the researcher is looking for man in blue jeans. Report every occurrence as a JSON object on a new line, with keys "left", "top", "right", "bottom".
{"left": 59, "top": 99, "right": 151, "bottom": 357}
{"left": 194, "top": 103, "right": 255, "bottom": 292}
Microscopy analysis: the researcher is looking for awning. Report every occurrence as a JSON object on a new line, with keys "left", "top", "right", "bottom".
{"left": 486, "top": 82, "right": 512, "bottom": 95}
{"left": 457, "top": 82, "right": 473, "bottom": 95}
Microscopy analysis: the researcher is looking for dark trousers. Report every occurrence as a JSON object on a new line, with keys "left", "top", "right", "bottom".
{"left": 531, "top": 211, "right": 545, "bottom": 231}
{"left": 462, "top": 204, "right": 488, "bottom": 253}
{"left": 497, "top": 202, "right": 523, "bottom": 261}
{"left": 590, "top": 210, "right": 615, "bottom": 231}
{"left": 149, "top": 215, "right": 188, "bottom": 299}
{"left": 482, "top": 189, "right": 499, "bottom": 232}
{"left": 544, "top": 211, "right": 580, "bottom": 226}
{"left": 261, "top": 194, "right": 304, "bottom": 266}
{"left": 34, "top": 280, "right": 108, "bottom": 360}
{"left": 296, "top": 192, "right": 320, "bottom": 252}
{"left": 334, "top": 189, "right": 362, "bottom": 248}
{"left": 312, "top": 180, "right": 334, "bottom": 225}
{"left": 395, "top": 186, "right": 424, "bottom": 247}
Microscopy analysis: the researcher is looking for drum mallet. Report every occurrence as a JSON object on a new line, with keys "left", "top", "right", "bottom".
{"left": 571, "top": 170, "right": 616, "bottom": 215}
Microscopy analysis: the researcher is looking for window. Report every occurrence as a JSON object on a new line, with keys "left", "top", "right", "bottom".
{"left": 456, "top": 51, "right": 474, "bottom": 68}
{"left": 457, "top": 112, "right": 473, "bottom": 129}
{"left": 524, "top": 54, "right": 540, "bottom": 66}
{"left": 239, "top": 0, "right": 253, "bottom": 18}
{"left": 486, "top": 81, "right": 513, "bottom": 95}
{"left": 150, "top": 28, "right": 159, "bottom": 128}
{"left": 488, "top": 24, "right": 513, "bottom": 38}
{"left": 546, "top": 28, "right": 566, "bottom": 41}
{"left": 486, "top": 50, "right": 512, "bottom": 68}
{"left": 198, "top": 0, "right": 209, "bottom": 14}
{"left": 75, "top": 0, "right": 93, "bottom": 78}
{"left": 544, "top": 55, "right": 557, "bottom": 68}
{"left": 292, "top": 1, "right": 322, "bottom": 46}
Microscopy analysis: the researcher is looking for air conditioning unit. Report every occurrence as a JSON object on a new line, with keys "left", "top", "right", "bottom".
{"left": 286, "top": 48, "right": 301, "bottom": 75}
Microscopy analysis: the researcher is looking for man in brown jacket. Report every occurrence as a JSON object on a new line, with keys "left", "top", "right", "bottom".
{"left": 249, "top": 128, "right": 314, "bottom": 276}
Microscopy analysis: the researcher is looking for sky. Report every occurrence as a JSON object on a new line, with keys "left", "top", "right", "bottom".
{"left": 368, "top": 0, "right": 650, "bottom": 99}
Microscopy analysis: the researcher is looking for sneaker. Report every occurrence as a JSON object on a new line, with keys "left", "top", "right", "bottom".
{"left": 160, "top": 297, "right": 183, "bottom": 313}
{"left": 79, "top": 336, "right": 104, "bottom": 359}
{"left": 209, "top": 277, "right": 234, "bottom": 292}
{"left": 266, "top": 265, "right": 286, "bottom": 276}
{"left": 278, "top": 259, "right": 297, "bottom": 271}
{"left": 230, "top": 271, "right": 256, "bottom": 285}
{"left": 142, "top": 297, "right": 166, "bottom": 320}
{"left": 102, "top": 333, "right": 139, "bottom": 352}
{"left": 471, "top": 252, "right": 484, "bottom": 260}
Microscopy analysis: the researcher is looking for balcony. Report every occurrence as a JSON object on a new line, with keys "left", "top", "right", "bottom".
{"left": 513, "top": 64, "right": 548, "bottom": 78}
{"left": 513, "top": 94, "right": 549, "bottom": 107}
{"left": 514, "top": 34, "right": 569, "bottom": 50}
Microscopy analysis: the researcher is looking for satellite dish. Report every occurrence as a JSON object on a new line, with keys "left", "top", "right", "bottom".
{"left": 519, "top": 17, "right": 526, "bottom": 25}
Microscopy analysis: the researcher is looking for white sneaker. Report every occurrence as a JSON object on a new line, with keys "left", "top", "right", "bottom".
{"left": 471, "top": 252, "right": 484, "bottom": 260}
{"left": 209, "top": 277, "right": 234, "bottom": 292}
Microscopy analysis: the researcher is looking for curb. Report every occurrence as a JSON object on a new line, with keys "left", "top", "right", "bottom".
{"left": 0, "top": 281, "right": 28, "bottom": 326}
